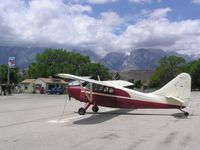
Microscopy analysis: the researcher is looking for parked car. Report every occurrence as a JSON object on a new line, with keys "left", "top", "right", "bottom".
{"left": 48, "top": 87, "right": 64, "bottom": 94}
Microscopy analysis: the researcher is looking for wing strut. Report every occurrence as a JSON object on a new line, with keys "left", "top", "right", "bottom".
{"left": 79, "top": 81, "right": 93, "bottom": 103}
{"left": 77, "top": 81, "right": 99, "bottom": 115}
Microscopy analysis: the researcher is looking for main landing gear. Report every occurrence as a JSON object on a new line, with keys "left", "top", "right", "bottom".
{"left": 179, "top": 109, "right": 189, "bottom": 116}
{"left": 78, "top": 102, "right": 99, "bottom": 115}
{"left": 92, "top": 105, "right": 99, "bottom": 112}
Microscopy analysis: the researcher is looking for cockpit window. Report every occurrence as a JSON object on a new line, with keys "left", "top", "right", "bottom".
{"left": 92, "top": 84, "right": 100, "bottom": 92}
{"left": 91, "top": 83, "right": 114, "bottom": 94}
{"left": 84, "top": 82, "right": 90, "bottom": 89}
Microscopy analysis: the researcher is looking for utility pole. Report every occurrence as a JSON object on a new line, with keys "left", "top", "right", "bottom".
{"left": 7, "top": 56, "right": 16, "bottom": 95}
{"left": 7, "top": 66, "right": 10, "bottom": 86}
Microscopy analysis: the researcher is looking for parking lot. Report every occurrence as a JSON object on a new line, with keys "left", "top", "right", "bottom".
{"left": 0, "top": 92, "right": 200, "bottom": 150}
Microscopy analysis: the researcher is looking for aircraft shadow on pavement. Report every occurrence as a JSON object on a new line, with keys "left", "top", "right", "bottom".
{"left": 73, "top": 109, "right": 195, "bottom": 125}
{"left": 171, "top": 112, "right": 198, "bottom": 119}
{"left": 73, "top": 109, "right": 133, "bottom": 125}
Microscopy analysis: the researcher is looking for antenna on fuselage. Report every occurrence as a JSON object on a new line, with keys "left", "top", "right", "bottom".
{"left": 98, "top": 75, "right": 101, "bottom": 81}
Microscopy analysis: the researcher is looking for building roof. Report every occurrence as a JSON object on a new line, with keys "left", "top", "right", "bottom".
{"left": 21, "top": 79, "right": 35, "bottom": 84}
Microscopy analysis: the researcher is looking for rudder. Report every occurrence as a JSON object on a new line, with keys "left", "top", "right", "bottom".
{"left": 153, "top": 73, "right": 191, "bottom": 104}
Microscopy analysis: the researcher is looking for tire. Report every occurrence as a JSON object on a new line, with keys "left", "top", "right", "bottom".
{"left": 92, "top": 105, "right": 99, "bottom": 113}
{"left": 184, "top": 112, "right": 189, "bottom": 116}
{"left": 78, "top": 108, "right": 86, "bottom": 115}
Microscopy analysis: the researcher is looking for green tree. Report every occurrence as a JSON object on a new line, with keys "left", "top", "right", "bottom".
{"left": 80, "top": 63, "right": 111, "bottom": 80}
{"left": 184, "top": 59, "right": 200, "bottom": 89}
{"left": 29, "top": 49, "right": 111, "bottom": 79}
{"left": 29, "top": 49, "right": 90, "bottom": 78}
{"left": 150, "top": 56, "right": 186, "bottom": 88}
{"left": 10, "top": 67, "right": 20, "bottom": 83}
{"left": 0, "top": 64, "right": 20, "bottom": 84}
{"left": 0, "top": 64, "right": 7, "bottom": 84}
{"left": 134, "top": 80, "right": 142, "bottom": 88}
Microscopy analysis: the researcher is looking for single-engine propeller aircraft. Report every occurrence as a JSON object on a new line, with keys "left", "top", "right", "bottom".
{"left": 57, "top": 73, "right": 191, "bottom": 116}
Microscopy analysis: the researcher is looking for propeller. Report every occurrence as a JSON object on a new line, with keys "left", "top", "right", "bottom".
{"left": 66, "top": 86, "right": 71, "bottom": 101}
{"left": 68, "top": 94, "right": 71, "bottom": 101}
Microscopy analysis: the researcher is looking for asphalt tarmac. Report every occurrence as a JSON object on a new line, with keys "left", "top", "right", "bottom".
{"left": 0, "top": 92, "right": 200, "bottom": 150}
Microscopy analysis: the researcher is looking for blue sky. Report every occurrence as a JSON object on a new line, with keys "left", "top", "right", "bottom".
{"left": 0, "top": 0, "right": 200, "bottom": 56}
{"left": 81, "top": 0, "right": 200, "bottom": 21}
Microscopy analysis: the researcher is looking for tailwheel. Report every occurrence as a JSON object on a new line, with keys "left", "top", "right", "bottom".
{"left": 78, "top": 107, "right": 86, "bottom": 115}
{"left": 179, "top": 109, "right": 189, "bottom": 116}
{"left": 184, "top": 112, "right": 189, "bottom": 116}
{"left": 92, "top": 105, "right": 99, "bottom": 113}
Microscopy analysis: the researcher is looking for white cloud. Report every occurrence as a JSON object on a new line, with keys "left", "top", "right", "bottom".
{"left": 85, "top": 0, "right": 118, "bottom": 4}
{"left": 129, "top": 0, "right": 162, "bottom": 4}
{"left": 149, "top": 7, "right": 171, "bottom": 19}
{"left": 69, "top": 0, "right": 118, "bottom": 4}
{"left": 116, "top": 8, "right": 200, "bottom": 55}
{"left": 72, "top": 0, "right": 161, "bottom": 4}
{"left": 192, "top": 0, "right": 200, "bottom": 4}
{"left": 25, "top": 2, "right": 94, "bottom": 46}
{"left": 0, "top": 0, "right": 122, "bottom": 55}
{"left": 0, "top": 1, "right": 200, "bottom": 56}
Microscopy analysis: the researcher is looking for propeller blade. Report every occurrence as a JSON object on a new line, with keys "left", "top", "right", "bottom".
{"left": 68, "top": 94, "right": 71, "bottom": 101}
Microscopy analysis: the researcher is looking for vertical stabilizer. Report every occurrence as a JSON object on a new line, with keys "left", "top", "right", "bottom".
{"left": 153, "top": 73, "right": 191, "bottom": 104}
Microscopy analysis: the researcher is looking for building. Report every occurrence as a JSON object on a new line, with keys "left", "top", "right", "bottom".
{"left": 21, "top": 77, "right": 67, "bottom": 94}
{"left": 21, "top": 79, "right": 35, "bottom": 93}
{"left": 33, "top": 77, "right": 67, "bottom": 93}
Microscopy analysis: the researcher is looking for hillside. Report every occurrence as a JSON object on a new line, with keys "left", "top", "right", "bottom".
{"left": 0, "top": 46, "right": 194, "bottom": 71}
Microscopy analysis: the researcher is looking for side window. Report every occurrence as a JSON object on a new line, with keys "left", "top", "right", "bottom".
{"left": 92, "top": 84, "right": 99, "bottom": 92}
{"left": 103, "top": 86, "right": 114, "bottom": 94}
{"left": 92, "top": 84, "right": 104, "bottom": 92}
{"left": 92, "top": 84, "right": 114, "bottom": 94}
{"left": 108, "top": 88, "right": 114, "bottom": 94}
{"left": 103, "top": 87, "right": 109, "bottom": 93}
{"left": 98, "top": 85, "right": 104, "bottom": 92}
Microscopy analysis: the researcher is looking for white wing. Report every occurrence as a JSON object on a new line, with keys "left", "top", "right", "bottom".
{"left": 57, "top": 73, "right": 100, "bottom": 84}
{"left": 102, "top": 80, "right": 133, "bottom": 87}
{"left": 57, "top": 73, "right": 133, "bottom": 87}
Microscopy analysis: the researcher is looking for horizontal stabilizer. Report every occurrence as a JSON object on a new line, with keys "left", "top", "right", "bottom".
{"left": 165, "top": 96, "right": 185, "bottom": 106}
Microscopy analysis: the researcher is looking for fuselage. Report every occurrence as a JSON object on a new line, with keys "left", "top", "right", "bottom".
{"left": 67, "top": 85, "right": 184, "bottom": 109}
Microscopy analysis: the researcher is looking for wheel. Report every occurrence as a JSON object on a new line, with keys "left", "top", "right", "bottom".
{"left": 184, "top": 112, "right": 189, "bottom": 116}
{"left": 92, "top": 105, "right": 99, "bottom": 113}
{"left": 78, "top": 107, "right": 86, "bottom": 115}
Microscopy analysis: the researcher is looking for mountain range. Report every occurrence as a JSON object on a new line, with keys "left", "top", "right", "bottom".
{"left": 0, "top": 46, "right": 194, "bottom": 71}
{"left": 78, "top": 48, "right": 194, "bottom": 71}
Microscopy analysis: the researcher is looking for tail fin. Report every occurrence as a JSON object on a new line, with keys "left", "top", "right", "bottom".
{"left": 153, "top": 73, "right": 191, "bottom": 105}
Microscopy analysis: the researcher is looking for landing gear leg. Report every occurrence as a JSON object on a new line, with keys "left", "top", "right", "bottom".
{"left": 92, "top": 104, "right": 99, "bottom": 113}
{"left": 179, "top": 109, "right": 189, "bottom": 116}
{"left": 78, "top": 102, "right": 91, "bottom": 115}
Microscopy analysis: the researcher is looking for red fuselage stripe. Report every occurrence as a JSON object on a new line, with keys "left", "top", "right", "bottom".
{"left": 68, "top": 86, "right": 182, "bottom": 109}
{"left": 80, "top": 92, "right": 182, "bottom": 109}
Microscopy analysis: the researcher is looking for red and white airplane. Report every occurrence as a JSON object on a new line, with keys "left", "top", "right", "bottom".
{"left": 57, "top": 73, "right": 191, "bottom": 116}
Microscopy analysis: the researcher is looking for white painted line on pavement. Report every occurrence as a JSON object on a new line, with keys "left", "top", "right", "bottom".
{"left": 47, "top": 115, "right": 89, "bottom": 124}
